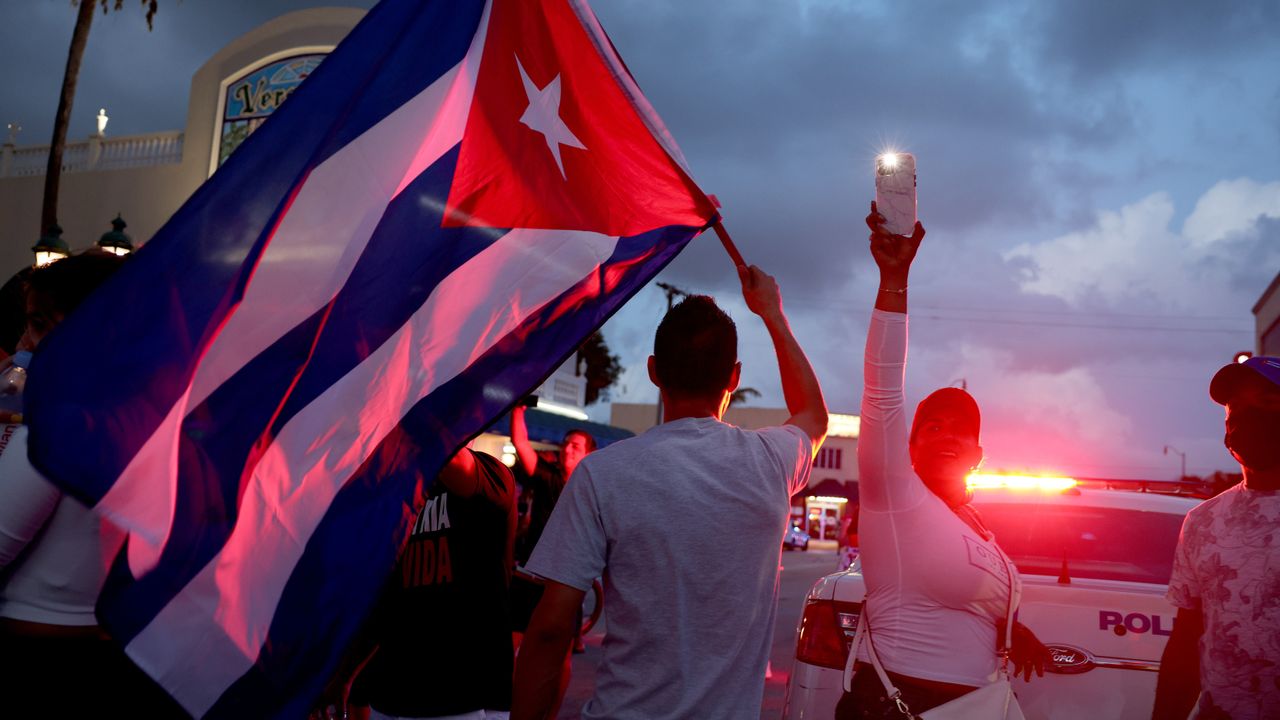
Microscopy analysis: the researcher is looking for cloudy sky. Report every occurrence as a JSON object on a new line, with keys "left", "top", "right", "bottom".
{"left": 2, "top": 0, "right": 1277, "bottom": 479}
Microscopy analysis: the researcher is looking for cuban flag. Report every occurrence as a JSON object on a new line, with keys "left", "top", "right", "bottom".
{"left": 24, "top": 0, "right": 716, "bottom": 716}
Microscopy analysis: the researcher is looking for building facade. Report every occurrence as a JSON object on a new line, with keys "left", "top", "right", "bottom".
{"left": 1254, "top": 270, "right": 1280, "bottom": 356}
{"left": 0, "top": 8, "right": 366, "bottom": 275}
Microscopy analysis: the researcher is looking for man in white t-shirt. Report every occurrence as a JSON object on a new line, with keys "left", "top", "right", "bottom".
{"left": 1153, "top": 356, "right": 1280, "bottom": 720}
{"left": 510, "top": 265, "right": 828, "bottom": 720}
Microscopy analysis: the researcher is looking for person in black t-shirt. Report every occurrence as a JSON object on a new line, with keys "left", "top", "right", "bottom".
{"left": 331, "top": 447, "right": 516, "bottom": 720}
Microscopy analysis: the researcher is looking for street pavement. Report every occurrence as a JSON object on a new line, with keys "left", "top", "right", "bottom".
{"left": 555, "top": 548, "right": 839, "bottom": 719}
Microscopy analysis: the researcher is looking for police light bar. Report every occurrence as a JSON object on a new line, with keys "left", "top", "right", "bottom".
{"left": 966, "top": 473, "right": 1078, "bottom": 491}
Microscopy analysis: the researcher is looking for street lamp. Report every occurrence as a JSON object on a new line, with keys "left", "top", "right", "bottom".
{"left": 1163, "top": 445, "right": 1187, "bottom": 480}
{"left": 32, "top": 224, "right": 70, "bottom": 267}
{"left": 96, "top": 108, "right": 109, "bottom": 137}
{"left": 97, "top": 214, "right": 134, "bottom": 256}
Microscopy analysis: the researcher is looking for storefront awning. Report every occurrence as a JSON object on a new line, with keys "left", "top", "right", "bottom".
{"left": 803, "top": 478, "right": 859, "bottom": 503}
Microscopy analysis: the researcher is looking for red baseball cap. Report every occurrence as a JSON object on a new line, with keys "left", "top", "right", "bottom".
{"left": 910, "top": 387, "right": 981, "bottom": 442}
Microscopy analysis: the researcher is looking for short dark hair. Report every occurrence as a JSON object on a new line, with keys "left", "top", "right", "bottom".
{"left": 25, "top": 249, "right": 127, "bottom": 319}
{"left": 563, "top": 429, "right": 597, "bottom": 452}
{"left": 0, "top": 268, "right": 32, "bottom": 355}
{"left": 653, "top": 295, "right": 737, "bottom": 400}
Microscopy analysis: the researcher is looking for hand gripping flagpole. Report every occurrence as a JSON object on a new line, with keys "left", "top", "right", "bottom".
{"left": 706, "top": 195, "right": 746, "bottom": 268}
{"left": 712, "top": 221, "right": 746, "bottom": 268}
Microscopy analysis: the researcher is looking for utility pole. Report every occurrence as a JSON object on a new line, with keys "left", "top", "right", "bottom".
{"left": 653, "top": 281, "right": 690, "bottom": 426}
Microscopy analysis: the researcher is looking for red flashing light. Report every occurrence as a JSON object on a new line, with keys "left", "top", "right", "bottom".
{"left": 966, "top": 473, "right": 1077, "bottom": 491}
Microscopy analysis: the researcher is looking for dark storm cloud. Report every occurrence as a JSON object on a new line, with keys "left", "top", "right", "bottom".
{"left": 3, "top": 0, "right": 1143, "bottom": 290}
{"left": 1030, "top": 0, "right": 1280, "bottom": 81}
{"left": 586, "top": 0, "right": 1141, "bottom": 297}
{"left": 1196, "top": 215, "right": 1280, "bottom": 295}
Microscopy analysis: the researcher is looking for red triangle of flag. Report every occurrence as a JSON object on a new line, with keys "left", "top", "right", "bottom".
{"left": 444, "top": 0, "right": 716, "bottom": 237}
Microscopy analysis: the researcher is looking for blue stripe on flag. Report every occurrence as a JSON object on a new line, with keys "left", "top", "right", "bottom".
{"left": 202, "top": 224, "right": 700, "bottom": 718}
{"left": 98, "top": 146, "right": 513, "bottom": 645}
{"left": 25, "top": 0, "right": 487, "bottom": 504}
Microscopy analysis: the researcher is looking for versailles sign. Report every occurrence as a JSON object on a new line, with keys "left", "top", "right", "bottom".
{"left": 218, "top": 54, "right": 327, "bottom": 166}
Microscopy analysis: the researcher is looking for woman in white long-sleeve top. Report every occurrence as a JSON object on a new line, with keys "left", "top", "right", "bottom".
{"left": 835, "top": 204, "right": 1050, "bottom": 719}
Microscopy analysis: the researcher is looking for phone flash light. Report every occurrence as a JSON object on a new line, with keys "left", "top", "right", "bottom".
{"left": 880, "top": 153, "right": 899, "bottom": 168}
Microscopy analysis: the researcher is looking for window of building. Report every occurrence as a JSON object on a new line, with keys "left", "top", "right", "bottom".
{"left": 553, "top": 378, "right": 579, "bottom": 405}
{"left": 1263, "top": 315, "right": 1280, "bottom": 356}
{"left": 816, "top": 447, "right": 842, "bottom": 470}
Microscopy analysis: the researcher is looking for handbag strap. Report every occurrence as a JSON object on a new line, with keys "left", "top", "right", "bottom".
{"left": 954, "top": 504, "right": 1019, "bottom": 664}
{"left": 994, "top": 542, "right": 1019, "bottom": 675}
{"left": 842, "top": 539, "right": 1022, "bottom": 709}
{"left": 844, "top": 608, "right": 916, "bottom": 717}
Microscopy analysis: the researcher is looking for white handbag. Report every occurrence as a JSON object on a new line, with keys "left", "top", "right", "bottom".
{"left": 842, "top": 546, "right": 1026, "bottom": 720}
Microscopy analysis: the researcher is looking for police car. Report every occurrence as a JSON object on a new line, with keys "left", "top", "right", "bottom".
{"left": 783, "top": 477, "right": 1201, "bottom": 720}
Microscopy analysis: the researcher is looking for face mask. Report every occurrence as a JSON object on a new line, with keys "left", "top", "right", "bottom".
{"left": 1225, "top": 406, "right": 1280, "bottom": 472}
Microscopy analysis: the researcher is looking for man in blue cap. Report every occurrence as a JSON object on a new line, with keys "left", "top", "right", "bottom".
{"left": 1153, "top": 356, "right": 1280, "bottom": 720}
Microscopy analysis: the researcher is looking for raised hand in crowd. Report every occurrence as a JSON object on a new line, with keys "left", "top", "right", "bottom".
{"left": 866, "top": 201, "right": 925, "bottom": 314}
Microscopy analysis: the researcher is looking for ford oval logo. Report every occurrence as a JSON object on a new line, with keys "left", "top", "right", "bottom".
{"left": 1044, "top": 644, "right": 1096, "bottom": 674}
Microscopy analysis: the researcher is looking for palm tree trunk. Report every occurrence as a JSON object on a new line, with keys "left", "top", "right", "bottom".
{"left": 41, "top": 0, "right": 97, "bottom": 235}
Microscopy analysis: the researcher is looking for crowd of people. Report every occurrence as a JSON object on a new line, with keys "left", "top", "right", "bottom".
{"left": 0, "top": 203, "right": 1277, "bottom": 720}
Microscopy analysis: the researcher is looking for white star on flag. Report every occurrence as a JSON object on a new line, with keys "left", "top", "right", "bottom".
{"left": 516, "top": 56, "right": 586, "bottom": 180}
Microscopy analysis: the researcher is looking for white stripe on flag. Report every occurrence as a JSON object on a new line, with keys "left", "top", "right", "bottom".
{"left": 100, "top": 0, "right": 493, "bottom": 563}
{"left": 127, "top": 227, "right": 620, "bottom": 717}
{"left": 568, "top": 0, "right": 697, "bottom": 177}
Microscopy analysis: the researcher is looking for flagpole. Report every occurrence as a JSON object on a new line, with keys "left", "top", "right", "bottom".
{"left": 711, "top": 221, "right": 746, "bottom": 268}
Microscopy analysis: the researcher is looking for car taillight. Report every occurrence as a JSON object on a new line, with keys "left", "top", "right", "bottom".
{"left": 795, "top": 599, "right": 861, "bottom": 669}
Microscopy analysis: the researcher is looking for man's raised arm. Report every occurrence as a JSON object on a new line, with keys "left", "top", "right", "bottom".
{"left": 739, "top": 264, "right": 828, "bottom": 456}
{"left": 510, "top": 404, "right": 539, "bottom": 477}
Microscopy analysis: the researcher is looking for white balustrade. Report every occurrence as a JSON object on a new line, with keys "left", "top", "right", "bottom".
{"left": 0, "top": 131, "right": 183, "bottom": 178}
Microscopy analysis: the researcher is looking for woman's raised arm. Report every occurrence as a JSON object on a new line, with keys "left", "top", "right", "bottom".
{"left": 857, "top": 203, "right": 927, "bottom": 512}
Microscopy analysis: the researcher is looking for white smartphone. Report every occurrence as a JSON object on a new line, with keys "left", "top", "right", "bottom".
{"left": 875, "top": 152, "right": 916, "bottom": 236}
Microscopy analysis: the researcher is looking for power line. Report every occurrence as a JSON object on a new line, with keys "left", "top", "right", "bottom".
{"left": 778, "top": 296, "right": 1250, "bottom": 335}
{"left": 911, "top": 314, "right": 1250, "bottom": 335}
{"left": 781, "top": 294, "right": 1252, "bottom": 333}
{"left": 784, "top": 291, "right": 1247, "bottom": 323}
{"left": 1082, "top": 371, "right": 1224, "bottom": 382}
{"left": 912, "top": 303, "right": 1245, "bottom": 323}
